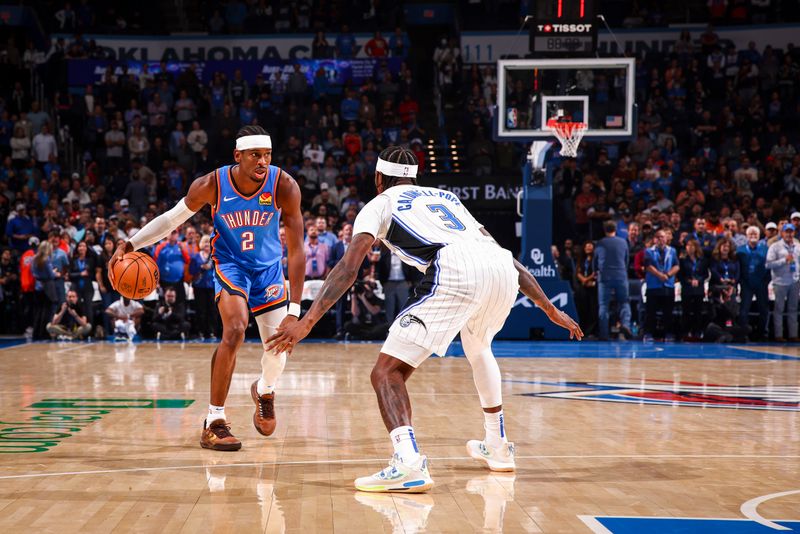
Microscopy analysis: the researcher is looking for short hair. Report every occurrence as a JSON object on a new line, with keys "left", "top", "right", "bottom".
{"left": 603, "top": 221, "right": 617, "bottom": 234}
{"left": 236, "top": 125, "right": 268, "bottom": 139}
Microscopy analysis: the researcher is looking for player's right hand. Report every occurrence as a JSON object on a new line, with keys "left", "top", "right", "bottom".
{"left": 546, "top": 308, "right": 584, "bottom": 340}
{"left": 108, "top": 241, "right": 134, "bottom": 290}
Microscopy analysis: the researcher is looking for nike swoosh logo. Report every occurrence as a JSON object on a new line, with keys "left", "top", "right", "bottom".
{"left": 223, "top": 196, "right": 237, "bottom": 202}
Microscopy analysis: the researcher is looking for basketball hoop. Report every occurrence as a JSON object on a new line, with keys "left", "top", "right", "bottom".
{"left": 546, "top": 118, "right": 587, "bottom": 158}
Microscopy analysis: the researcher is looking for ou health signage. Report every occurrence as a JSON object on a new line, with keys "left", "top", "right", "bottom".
{"left": 53, "top": 33, "right": 395, "bottom": 62}
{"left": 460, "top": 23, "right": 800, "bottom": 63}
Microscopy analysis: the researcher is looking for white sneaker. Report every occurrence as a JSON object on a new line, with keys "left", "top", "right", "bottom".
{"left": 354, "top": 454, "right": 434, "bottom": 493}
{"left": 466, "top": 440, "right": 516, "bottom": 472}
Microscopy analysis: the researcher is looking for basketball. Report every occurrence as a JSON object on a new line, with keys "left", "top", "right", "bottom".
{"left": 113, "top": 252, "right": 159, "bottom": 300}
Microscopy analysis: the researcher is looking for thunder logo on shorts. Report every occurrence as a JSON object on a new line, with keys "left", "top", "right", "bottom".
{"left": 211, "top": 164, "right": 286, "bottom": 315}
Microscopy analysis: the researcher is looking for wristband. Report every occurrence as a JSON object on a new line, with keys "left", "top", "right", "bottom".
{"left": 287, "top": 302, "right": 301, "bottom": 318}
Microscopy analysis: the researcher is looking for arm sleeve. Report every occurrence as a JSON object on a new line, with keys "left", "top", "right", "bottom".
{"left": 129, "top": 198, "right": 197, "bottom": 251}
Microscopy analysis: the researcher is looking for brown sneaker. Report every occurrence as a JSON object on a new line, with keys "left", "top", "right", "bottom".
{"left": 200, "top": 419, "right": 242, "bottom": 451}
{"left": 251, "top": 380, "right": 277, "bottom": 436}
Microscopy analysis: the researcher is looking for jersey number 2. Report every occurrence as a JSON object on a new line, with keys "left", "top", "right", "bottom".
{"left": 427, "top": 204, "right": 466, "bottom": 231}
{"left": 241, "top": 231, "right": 254, "bottom": 251}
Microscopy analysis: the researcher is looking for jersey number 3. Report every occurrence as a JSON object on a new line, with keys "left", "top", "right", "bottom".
{"left": 427, "top": 204, "right": 466, "bottom": 231}
{"left": 241, "top": 231, "right": 254, "bottom": 251}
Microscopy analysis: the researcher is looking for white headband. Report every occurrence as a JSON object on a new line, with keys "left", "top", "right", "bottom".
{"left": 376, "top": 158, "right": 418, "bottom": 178}
{"left": 236, "top": 135, "right": 272, "bottom": 151}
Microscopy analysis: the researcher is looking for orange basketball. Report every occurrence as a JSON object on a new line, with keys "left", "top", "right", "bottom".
{"left": 113, "top": 252, "right": 159, "bottom": 300}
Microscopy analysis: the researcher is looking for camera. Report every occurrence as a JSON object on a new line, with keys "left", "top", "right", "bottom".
{"left": 352, "top": 280, "right": 367, "bottom": 295}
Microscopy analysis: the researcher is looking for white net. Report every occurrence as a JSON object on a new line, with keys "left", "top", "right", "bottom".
{"left": 546, "top": 119, "right": 587, "bottom": 158}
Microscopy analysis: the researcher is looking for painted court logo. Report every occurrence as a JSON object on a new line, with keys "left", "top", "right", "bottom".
{"left": 0, "top": 398, "right": 194, "bottom": 453}
{"left": 516, "top": 380, "right": 800, "bottom": 411}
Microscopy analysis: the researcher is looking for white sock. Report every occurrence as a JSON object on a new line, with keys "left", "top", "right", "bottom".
{"left": 484, "top": 410, "right": 507, "bottom": 449}
{"left": 207, "top": 404, "right": 226, "bottom": 424}
{"left": 257, "top": 377, "right": 274, "bottom": 396}
{"left": 389, "top": 425, "right": 421, "bottom": 464}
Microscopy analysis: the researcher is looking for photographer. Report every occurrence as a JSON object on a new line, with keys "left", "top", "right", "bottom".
{"left": 151, "top": 287, "right": 191, "bottom": 340}
{"left": 343, "top": 277, "right": 388, "bottom": 340}
{"left": 704, "top": 285, "right": 750, "bottom": 343}
{"left": 46, "top": 289, "right": 92, "bottom": 340}
{"left": 106, "top": 296, "right": 144, "bottom": 341}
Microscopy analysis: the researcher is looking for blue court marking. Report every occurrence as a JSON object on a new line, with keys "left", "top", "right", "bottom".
{"left": 0, "top": 338, "right": 26, "bottom": 350}
{"left": 588, "top": 517, "right": 800, "bottom": 533}
{"left": 443, "top": 341, "right": 798, "bottom": 361}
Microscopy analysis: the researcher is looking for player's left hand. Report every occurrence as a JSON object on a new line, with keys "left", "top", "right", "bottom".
{"left": 546, "top": 308, "right": 584, "bottom": 340}
{"left": 266, "top": 317, "right": 311, "bottom": 355}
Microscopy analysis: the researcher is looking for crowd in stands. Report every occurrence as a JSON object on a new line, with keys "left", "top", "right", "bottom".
{"left": 0, "top": 14, "right": 422, "bottom": 341}
{"left": 524, "top": 26, "right": 800, "bottom": 342}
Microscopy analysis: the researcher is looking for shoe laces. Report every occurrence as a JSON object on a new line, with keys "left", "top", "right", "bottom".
{"left": 376, "top": 454, "right": 402, "bottom": 479}
{"left": 209, "top": 421, "right": 233, "bottom": 439}
{"left": 257, "top": 394, "right": 274, "bottom": 419}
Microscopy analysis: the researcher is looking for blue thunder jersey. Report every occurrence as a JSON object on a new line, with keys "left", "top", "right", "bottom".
{"left": 211, "top": 164, "right": 282, "bottom": 270}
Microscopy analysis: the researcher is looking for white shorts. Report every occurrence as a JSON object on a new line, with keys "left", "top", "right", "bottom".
{"left": 381, "top": 243, "right": 519, "bottom": 367}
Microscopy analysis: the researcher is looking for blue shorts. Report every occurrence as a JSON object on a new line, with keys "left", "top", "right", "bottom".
{"left": 214, "top": 260, "right": 286, "bottom": 316}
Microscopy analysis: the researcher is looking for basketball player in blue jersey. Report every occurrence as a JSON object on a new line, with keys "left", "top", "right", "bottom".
{"left": 109, "top": 125, "right": 305, "bottom": 451}
{"left": 268, "top": 146, "right": 582, "bottom": 492}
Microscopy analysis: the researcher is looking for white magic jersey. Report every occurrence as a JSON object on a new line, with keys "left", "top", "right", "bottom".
{"left": 352, "top": 184, "right": 497, "bottom": 272}
{"left": 353, "top": 184, "right": 519, "bottom": 360}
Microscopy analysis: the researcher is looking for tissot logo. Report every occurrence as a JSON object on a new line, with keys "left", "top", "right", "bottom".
{"left": 538, "top": 23, "right": 593, "bottom": 33}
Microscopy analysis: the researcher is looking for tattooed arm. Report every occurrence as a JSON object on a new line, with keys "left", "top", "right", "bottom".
{"left": 266, "top": 233, "right": 375, "bottom": 353}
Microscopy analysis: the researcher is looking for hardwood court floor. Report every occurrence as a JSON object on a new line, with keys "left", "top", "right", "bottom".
{"left": 0, "top": 340, "right": 798, "bottom": 533}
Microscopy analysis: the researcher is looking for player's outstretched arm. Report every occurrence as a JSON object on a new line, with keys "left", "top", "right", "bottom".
{"left": 108, "top": 172, "right": 216, "bottom": 289}
{"left": 266, "top": 232, "right": 374, "bottom": 354}
{"left": 277, "top": 170, "right": 305, "bottom": 324}
{"left": 478, "top": 227, "right": 583, "bottom": 340}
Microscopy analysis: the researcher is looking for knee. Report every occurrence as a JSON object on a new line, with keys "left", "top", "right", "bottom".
{"left": 370, "top": 364, "right": 389, "bottom": 389}
{"left": 222, "top": 322, "right": 246, "bottom": 348}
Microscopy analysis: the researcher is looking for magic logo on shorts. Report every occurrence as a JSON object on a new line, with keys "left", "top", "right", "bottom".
{"left": 399, "top": 313, "right": 427, "bottom": 332}
{"left": 511, "top": 380, "right": 800, "bottom": 411}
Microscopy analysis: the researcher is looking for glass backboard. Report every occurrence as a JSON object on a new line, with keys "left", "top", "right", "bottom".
{"left": 497, "top": 57, "right": 636, "bottom": 140}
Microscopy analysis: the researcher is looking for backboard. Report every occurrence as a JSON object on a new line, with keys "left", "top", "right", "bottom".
{"left": 496, "top": 57, "right": 636, "bottom": 140}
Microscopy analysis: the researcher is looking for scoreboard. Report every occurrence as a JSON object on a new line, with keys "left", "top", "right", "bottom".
{"left": 530, "top": 0, "right": 598, "bottom": 56}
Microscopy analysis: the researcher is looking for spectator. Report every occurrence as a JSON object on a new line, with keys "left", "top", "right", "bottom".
{"left": 704, "top": 285, "right": 751, "bottom": 342}
{"left": 31, "top": 241, "right": 58, "bottom": 339}
{"left": 690, "top": 217, "right": 717, "bottom": 255}
{"left": 594, "top": 221, "right": 632, "bottom": 340}
{"left": 128, "top": 126, "right": 150, "bottom": 161}
{"left": 186, "top": 121, "right": 208, "bottom": 157}
{"left": 378, "top": 247, "right": 416, "bottom": 324}
{"left": 152, "top": 287, "right": 190, "bottom": 340}
{"left": 365, "top": 31, "right": 389, "bottom": 58}
{"left": 340, "top": 185, "right": 365, "bottom": 213}
{"left": 31, "top": 124, "right": 57, "bottom": 169}
{"left": 343, "top": 278, "right": 387, "bottom": 340}
{"left": 315, "top": 216, "right": 337, "bottom": 249}
{"left": 575, "top": 241, "right": 598, "bottom": 337}
{"left": 311, "top": 31, "right": 332, "bottom": 59}
{"left": 643, "top": 229, "right": 680, "bottom": 341}
{"left": 6, "top": 203, "right": 36, "bottom": 252}
{"left": 335, "top": 25, "right": 356, "bottom": 59}
{"left": 104, "top": 120, "right": 126, "bottom": 171}
{"left": 709, "top": 238, "right": 739, "bottom": 290}
{"left": 389, "top": 27, "right": 410, "bottom": 58}
{"left": 737, "top": 225, "right": 770, "bottom": 340}
{"left": 191, "top": 235, "right": 218, "bottom": 339}
{"left": 0, "top": 248, "right": 20, "bottom": 334}
{"left": 10, "top": 126, "right": 31, "bottom": 167}
{"left": 766, "top": 224, "right": 800, "bottom": 341}
{"left": 69, "top": 240, "right": 97, "bottom": 321}
{"left": 49, "top": 230, "right": 69, "bottom": 306}
{"left": 678, "top": 239, "right": 709, "bottom": 340}
{"left": 47, "top": 289, "right": 92, "bottom": 340}
{"left": 304, "top": 223, "right": 330, "bottom": 280}
{"left": 105, "top": 295, "right": 144, "bottom": 341}
{"left": 155, "top": 230, "right": 190, "bottom": 301}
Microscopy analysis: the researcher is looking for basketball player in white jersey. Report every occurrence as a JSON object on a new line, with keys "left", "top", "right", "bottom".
{"left": 268, "top": 146, "right": 583, "bottom": 492}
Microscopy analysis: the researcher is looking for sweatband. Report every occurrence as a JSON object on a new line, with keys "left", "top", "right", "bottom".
{"left": 129, "top": 198, "right": 196, "bottom": 250}
{"left": 287, "top": 302, "right": 301, "bottom": 318}
{"left": 236, "top": 135, "right": 272, "bottom": 151}
{"left": 376, "top": 158, "right": 418, "bottom": 178}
